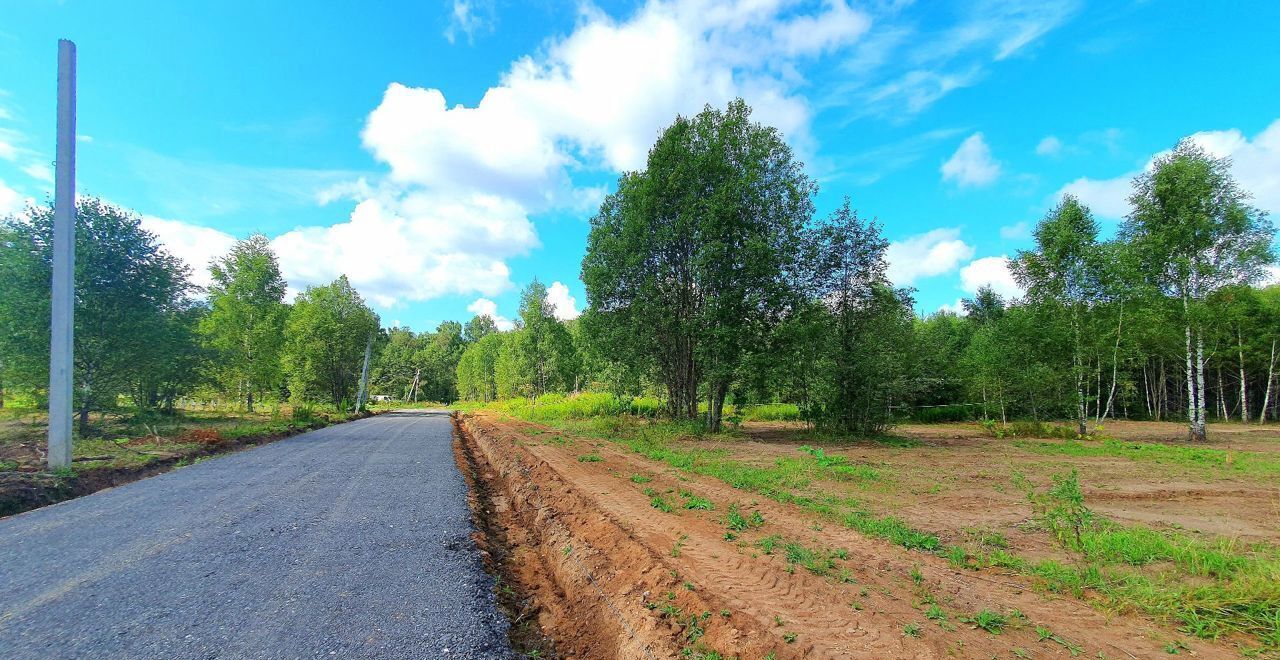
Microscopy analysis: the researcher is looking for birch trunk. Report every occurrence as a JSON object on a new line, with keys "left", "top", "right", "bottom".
{"left": 1238, "top": 327, "right": 1250, "bottom": 423}
{"left": 1261, "top": 339, "right": 1276, "bottom": 422}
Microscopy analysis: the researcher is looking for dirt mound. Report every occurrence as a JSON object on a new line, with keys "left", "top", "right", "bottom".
{"left": 459, "top": 412, "right": 1242, "bottom": 659}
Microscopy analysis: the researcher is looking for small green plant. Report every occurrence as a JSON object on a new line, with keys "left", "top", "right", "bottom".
{"left": 925, "top": 604, "right": 946, "bottom": 621}
{"left": 630, "top": 473, "right": 652, "bottom": 483}
{"left": 651, "top": 495, "right": 674, "bottom": 513}
{"left": 682, "top": 493, "right": 714, "bottom": 510}
{"left": 773, "top": 614, "right": 784, "bottom": 627}
{"left": 1029, "top": 469, "right": 1094, "bottom": 551}
{"left": 725, "top": 504, "right": 765, "bottom": 531}
{"left": 910, "top": 564, "right": 924, "bottom": 585}
{"left": 782, "top": 632, "right": 797, "bottom": 644}
{"left": 962, "top": 609, "right": 1007, "bottom": 634}
{"left": 577, "top": 453, "right": 603, "bottom": 462}
{"left": 672, "top": 534, "right": 688, "bottom": 557}
{"left": 757, "top": 535, "right": 782, "bottom": 554}
{"left": 903, "top": 623, "right": 921, "bottom": 638}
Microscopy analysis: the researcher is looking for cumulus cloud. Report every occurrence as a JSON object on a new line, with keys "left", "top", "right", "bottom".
{"left": 271, "top": 191, "right": 536, "bottom": 308}
{"left": 1035, "top": 136, "right": 1062, "bottom": 157}
{"left": 1053, "top": 118, "right": 1280, "bottom": 219}
{"left": 317, "top": 0, "right": 878, "bottom": 308}
{"left": 886, "top": 228, "right": 975, "bottom": 285}
{"left": 139, "top": 216, "right": 238, "bottom": 290}
{"left": 546, "top": 281, "right": 581, "bottom": 320}
{"left": 941, "top": 133, "right": 1000, "bottom": 187}
{"left": 960, "top": 255, "right": 1023, "bottom": 299}
{"left": 467, "top": 297, "right": 514, "bottom": 331}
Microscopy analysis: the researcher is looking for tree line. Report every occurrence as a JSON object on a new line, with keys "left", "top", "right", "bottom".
{"left": 1, "top": 99, "right": 1274, "bottom": 443}
{"left": 455, "top": 100, "right": 1276, "bottom": 442}
{"left": 0, "top": 202, "right": 381, "bottom": 434}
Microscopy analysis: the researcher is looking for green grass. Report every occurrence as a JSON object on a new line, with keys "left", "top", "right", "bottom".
{"left": 1011, "top": 437, "right": 1280, "bottom": 478}
{"left": 577, "top": 453, "right": 603, "bottom": 462}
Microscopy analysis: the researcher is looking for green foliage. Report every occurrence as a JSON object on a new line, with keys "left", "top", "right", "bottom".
{"left": 583, "top": 98, "right": 815, "bottom": 430}
{"left": 0, "top": 197, "right": 195, "bottom": 430}
{"left": 200, "top": 234, "right": 288, "bottom": 411}
{"left": 281, "top": 276, "right": 380, "bottom": 408}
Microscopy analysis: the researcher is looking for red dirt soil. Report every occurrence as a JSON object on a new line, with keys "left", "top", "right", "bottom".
{"left": 459, "top": 412, "right": 1246, "bottom": 659}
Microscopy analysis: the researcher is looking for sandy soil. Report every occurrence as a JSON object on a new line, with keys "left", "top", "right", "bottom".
{"left": 460, "top": 412, "right": 1262, "bottom": 659}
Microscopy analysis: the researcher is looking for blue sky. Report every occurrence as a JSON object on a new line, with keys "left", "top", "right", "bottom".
{"left": 2, "top": 0, "right": 1278, "bottom": 330}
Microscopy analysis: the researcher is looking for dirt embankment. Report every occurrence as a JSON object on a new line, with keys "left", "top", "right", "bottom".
{"left": 456, "top": 411, "right": 1243, "bottom": 659}
{"left": 0, "top": 412, "right": 376, "bottom": 518}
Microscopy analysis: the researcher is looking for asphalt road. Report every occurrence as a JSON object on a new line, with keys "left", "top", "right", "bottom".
{"left": 0, "top": 410, "right": 511, "bottom": 659}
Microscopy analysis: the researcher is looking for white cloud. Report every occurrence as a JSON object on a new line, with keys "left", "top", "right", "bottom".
{"left": 444, "top": 0, "right": 494, "bottom": 44}
{"left": 271, "top": 191, "right": 536, "bottom": 308}
{"left": 546, "top": 281, "right": 581, "bottom": 320}
{"left": 337, "top": 0, "right": 878, "bottom": 308}
{"left": 941, "top": 132, "right": 1001, "bottom": 187}
{"left": 467, "top": 297, "right": 514, "bottom": 331}
{"left": 960, "top": 255, "right": 1023, "bottom": 299}
{"left": 999, "top": 221, "right": 1031, "bottom": 241}
{"left": 0, "top": 129, "right": 19, "bottom": 161}
{"left": 139, "top": 216, "right": 237, "bottom": 290}
{"left": 1035, "top": 136, "right": 1062, "bottom": 157}
{"left": 886, "top": 228, "right": 975, "bottom": 285}
{"left": 1053, "top": 118, "right": 1280, "bottom": 219}
{"left": 937, "top": 298, "right": 966, "bottom": 316}
{"left": 0, "top": 178, "right": 25, "bottom": 216}
{"left": 22, "top": 162, "right": 53, "bottom": 183}
{"left": 1056, "top": 175, "right": 1132, "bottom": 219}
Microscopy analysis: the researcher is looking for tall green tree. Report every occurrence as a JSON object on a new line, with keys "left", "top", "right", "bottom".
{"left": 1013, "top": 195, "right": 1104, "bottom": 436}
{"left": 199, "top": 234, "right": 288, "bottom": 411}
{"left": 583, "top": 99, "right": 815, "bottom": 430}
{"left": 1123, "top": 140, "right": 1274, "bottom": 441}
{"left": 801, "top": 200, "right": 911, "bottom": 433}
{"left": 282, "top": 276, "right": 380, "bottom": 408}
{"left": 0, "top": 198, "right": 192, "bottom": 434}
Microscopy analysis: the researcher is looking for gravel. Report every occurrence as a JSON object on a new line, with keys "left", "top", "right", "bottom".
{"left": 0, "top": 410, "right": 511, "bottom": 659}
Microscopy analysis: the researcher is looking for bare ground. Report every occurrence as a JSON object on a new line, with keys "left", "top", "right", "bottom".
{"left": 459, "top": 412, "right": 1264, "bottom": 659}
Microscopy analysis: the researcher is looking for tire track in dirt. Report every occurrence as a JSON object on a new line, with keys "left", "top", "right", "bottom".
{"left": 462, "top": 412, "right": 1245, "bottom": 659}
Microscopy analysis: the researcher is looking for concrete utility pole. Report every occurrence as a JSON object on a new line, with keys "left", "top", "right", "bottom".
{"left": 354, "top": 335, "right": 372, "bottom": 413}
{"left": 48, "top": 39, "right": 76, "bottom": 469}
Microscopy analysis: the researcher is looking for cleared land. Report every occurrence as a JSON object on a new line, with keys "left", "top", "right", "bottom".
{"left": 458, "top": 412, "right": 1280, "bottom": 658}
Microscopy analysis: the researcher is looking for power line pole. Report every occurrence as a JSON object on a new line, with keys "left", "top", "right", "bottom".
{"left": 354, "top": 335, "right": 372, "bottom": 413}
{"left": 48, "top": 39, "right": 76, "bottom": 470}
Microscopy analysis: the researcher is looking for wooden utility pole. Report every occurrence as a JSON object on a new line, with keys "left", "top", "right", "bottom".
{"left": 48, "top": 39, "right": 76, "bottom": 469}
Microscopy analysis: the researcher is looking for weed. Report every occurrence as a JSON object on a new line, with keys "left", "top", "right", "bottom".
{"left": 903, "top": 623, "right": 921, "bottom": 638}
{"left": 925, "top": 604, "right": 946, "bottom": 621}
{"left": 782, "top": 632, "right": 797, "bottom": 644}
{"left": 910, "top": 564, "right": 924, "bottom": 585}
{"left": 961, "top": 609, "right": 1006, "bottom": 634}
{"left": 672, "top": 534, "right": 687, "bottom": 557}
{"left": 651, "top": 496, "right": 674, "bottom": 513}
{"left": 630, "top": 473, "right": 652, "bottom": 483}
{"left": 682, "top": 493, "right": 714, "bottom": 510}
{"left": 758, "top": 535, "right": 782, "bottom": 555}
{"left": 577, "top": 453, "right": 603, "bottom": 462}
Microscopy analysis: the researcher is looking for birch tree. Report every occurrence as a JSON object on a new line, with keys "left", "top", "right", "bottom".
{"left": 1123, "top": 140, "right": 1274, "bottom": 441}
